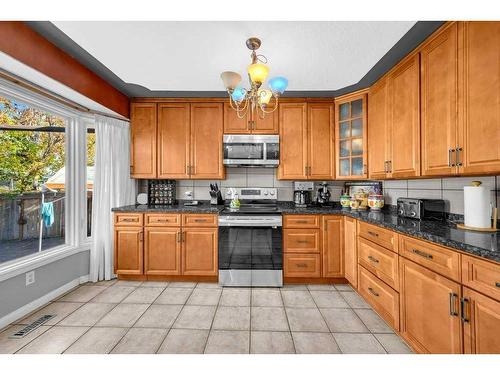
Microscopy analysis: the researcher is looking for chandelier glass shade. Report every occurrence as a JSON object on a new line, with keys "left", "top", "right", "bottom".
{"left": 220, "top": 37, "right": 288, "bottom": 119}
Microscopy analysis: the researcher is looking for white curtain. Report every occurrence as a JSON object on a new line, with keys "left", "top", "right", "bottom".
{"left": 90, "top": 115, "right": 136, "bottom": 282}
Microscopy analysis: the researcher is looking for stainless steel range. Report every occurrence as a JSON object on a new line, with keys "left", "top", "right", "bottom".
{"left": 218, "top": 188, "right": 282, "bottom": 287}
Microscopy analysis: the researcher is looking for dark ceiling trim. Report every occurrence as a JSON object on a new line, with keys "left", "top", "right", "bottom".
{"left": 25, "top": 20, "right": 445, "bottom": 99}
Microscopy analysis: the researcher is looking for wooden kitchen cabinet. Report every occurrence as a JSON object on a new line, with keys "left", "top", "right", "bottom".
{"left": 278, "top": 103, "right": 308, "bottom": 179}
{"left": 223, "top": 102, "right": 278, "bottom": 134}
{"left": 421, "top": 23, "right": 459, "bottom": 176}
{"left": 190, "top": 103, "right": 225, "bottom": 179}
{"left": 157, "top": 103, "right": 190, "bottom": 179}
{"left": 335, "top": 91, "right": 368, "bottom": 179}
{"left": 284, "top": 253, "right": 321, "bottom": 278}
{"left": 399, "top": 257, "right": 462, "bottom": 353}
{"left": 457, "top": 21, "right": 500, "bottom": 175}
{"left": 344, "top": 216, "right": 358, "bottom": 288}
{"left": 283, "top": 229, "right": 320, "bottom": 254}
{"left": 182, "top": 227, "right": 218, "bottom": 276}
{"left": 130, "top": 103, "right": 157, "bottom": 178}
{"left": 278, "top": 102, "right": 334, "bottom": 180}
{"left": 322, "top": 215, "right": 344, "bottom": 278}
{"left": 462, "top": 287, "right": 500, "bottom": 354}
{"left": 308, "top": 103, "right": 335, "bottom": 179}
{"left": 114, "top": 226, "right": 143, "bottom": 276}
{"left": 144, "top": 227, "right": 181, "bottom": 276}
{"left": 368, "top": 78, "right": 390, "bottom": 179}
{"left": 387, "top": 54, "right": 421, "bottom": 178}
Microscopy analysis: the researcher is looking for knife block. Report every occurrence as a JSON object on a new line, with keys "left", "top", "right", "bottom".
{"left": 210, "top": 191, "right": 224, "bottom": 205}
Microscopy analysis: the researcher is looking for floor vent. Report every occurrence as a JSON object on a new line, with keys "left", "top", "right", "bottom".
{"left": 9, "top": 314, "right": 55, "bottom": 339}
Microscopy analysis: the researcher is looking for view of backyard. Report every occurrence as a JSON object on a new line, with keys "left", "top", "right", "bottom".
{"left": 0, "top": 96, "right": 95, "bottom": 263}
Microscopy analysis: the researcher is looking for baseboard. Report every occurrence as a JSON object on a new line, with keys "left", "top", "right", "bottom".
{"left": 0, "top": 274, "right": 90, "bottom": 330}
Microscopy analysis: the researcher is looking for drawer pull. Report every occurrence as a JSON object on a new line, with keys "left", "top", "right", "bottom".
{"left": 368, "top": 287, "right": 379, "bottom": 297}
{"left": 411, "top": 248, "right": 433, "bottom": 260}
{"left": 194, "top": 219, "right": 207, "bottom": 222}
{"left": 156, "top": 219, "right": 170, "bottom": 222}
{"left": 367, "top": 231, "right": 379, "bottom": 237}
{"left": 296, "top": 240, "right": 310, "bottom": 244}
{"left": 367, "top": 255, "right": 379, "bottom": 263}
{"left": 295, "top": 220, "right": 309, "bottom": 224}
{"left": 495, "top": 282, "right": 500, "bottom": 288}
{"left": 296, "top": 263, "right": 308, "bottom": 268}
{"left": 449, "top": 293, "right": 458, "bottom": 316}
{"left": 460, "top": 297, "right": 470, "bottom": 323}
{"left": 122, "top": 218, "right": 138, "bottom": 222}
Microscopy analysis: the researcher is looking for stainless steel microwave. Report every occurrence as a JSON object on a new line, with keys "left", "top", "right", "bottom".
{"left": 223, "top": 135, "right": 279, "bottom": 167}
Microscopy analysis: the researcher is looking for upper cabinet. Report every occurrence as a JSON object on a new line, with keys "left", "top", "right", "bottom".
{"left": 190, "top": 103, "right": 225, "bottom": 179}
{"left": 223, "top": 102, "right": 278, "bottom": 134}
{"left": 458, "top": 21, "right": 500, "bottom": 175}
{"left": 130, "top": 101, "right": 224, "bottom": 180}
{"left": 130, "top": 103, "right": 157, "bottom": 178}
{"left": 278, "top": 102, "right": 335, "bottom": 180}
{"left": 335, "top": 91, "right": 368, "bottom": 179}
{"left": 387, "top": 54, "right": 421, "bottom": 179}
{"left": 421, "top": 23, "right": 458, "bottom": 176}
{"left": 368, "top": 79, "right": 390, "bottom": 179}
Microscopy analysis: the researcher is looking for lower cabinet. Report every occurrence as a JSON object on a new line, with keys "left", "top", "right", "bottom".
{"left": 322, "top": 215, "right": 344, "bottom": 278}
{"left": 284, "top": 253, "right": 321, "bottom": 278}
{"left": 182, "top": 228, "right": 218, "bottom": 276}
{"left": 462, "top": 287, "right": 500, "bottom": 354}
{"left": 399, "top": 257, "right": 462, "bottom": 354}
{"left": 144, "top": 227, "right": 182, "bottom": 276}
{"left": 344, "top": 217, "right": 358, "bottom": 287}
{"left": 114, "top": 226, "right": 143, "bottom": 276}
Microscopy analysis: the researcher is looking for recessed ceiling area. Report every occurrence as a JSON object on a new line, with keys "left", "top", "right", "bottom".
{"left": 52, "top": 21, "right": 415, "bottom": 92}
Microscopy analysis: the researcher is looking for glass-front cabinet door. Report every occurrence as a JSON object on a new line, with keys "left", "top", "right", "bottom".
{"left": 335, "top": 91, "right": 368, "bottom": 179}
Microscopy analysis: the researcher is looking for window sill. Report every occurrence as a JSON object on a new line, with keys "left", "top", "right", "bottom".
{"left": 0, "top": 243, "right": 91, "bottom": 283}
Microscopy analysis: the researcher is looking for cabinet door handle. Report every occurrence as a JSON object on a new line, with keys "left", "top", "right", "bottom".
{"left": 186, "top": 165, "right": 190, "bottom": 175}
{"left": 456, "top": 147, "right": 463, "bottom": 167}
{"left": 368, "top": 287, "right": 379, "bottom": 297}
{"left": 130, "top": 165, "right": 134, "bottom": 174}
{"left": 304, "top": 166, "right": 308, "bottom": 176}
{"left": 495, "top": 282, "right": 500, "bottom": 288}
{"left": 448, "top": 149, "right": 456, "bottom": 167}
{"left": 460, "top": 297, "right": 470, "bottom": 323}
{"left": 176, "top": 231, "right": 182, "bottom": 243}
{"left": 449, "top": 293, "right": 458, "bottom": 316}
{"left": 384, "top": 161, "right": 388, "bottom": 173}
{"left": 296, "top": 263, "right": 308, "bottom": 268}
{"left": 411, "top": 248, "right": 433, "bottom": 260}
{"left": 367, "top": 231, "right": 379, "bottom": 237}
{"left": 139, "top": 231, "right": 144, "bottom": 242}
{"left": 368, "top": 255, "right": 379, "bottom": 263}
{"left": 388, "top": 160, "right": 392, "bottom": 173}
{"left": 363, "top": 164, "right": 367, "bottom": 175}
{"left": 122, "top": 218, "right": 138, "bottom": 222}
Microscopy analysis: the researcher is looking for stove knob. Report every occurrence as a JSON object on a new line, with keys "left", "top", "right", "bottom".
{"left": 410, "top": 211, "right": 416, "bottom": 217}
{"left": 398, "top": 209, "right": 404, "bottom": 216}
{"left": 263, "top": 190, "right": 268, "bottom": 196}
{"left": 270, "top": 191, "right": 275, "bottom": 196}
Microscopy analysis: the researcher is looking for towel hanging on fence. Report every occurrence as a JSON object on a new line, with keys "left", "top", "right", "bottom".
{"left": 41, "top": 202, "right": 54, "bottom": 227}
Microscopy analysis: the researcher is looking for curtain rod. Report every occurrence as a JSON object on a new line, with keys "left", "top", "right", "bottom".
{"left": 0, "top": 68, "right": 129, "bottom": 122}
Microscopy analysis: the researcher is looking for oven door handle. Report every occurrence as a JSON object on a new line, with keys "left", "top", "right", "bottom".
{"left": 218, "top": 216, "right": 283, "bottom": 227}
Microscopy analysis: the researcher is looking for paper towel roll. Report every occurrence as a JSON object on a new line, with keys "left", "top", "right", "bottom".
{"left": 464, "top": 184, "right": 491, "bottom": 228}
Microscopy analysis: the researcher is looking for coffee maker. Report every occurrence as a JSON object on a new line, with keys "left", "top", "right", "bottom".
{"left": 293, "top": 182, "right": 314, "bottom": 207}
{"left": 315, "top": 182, "right": 331, "bottom": 206}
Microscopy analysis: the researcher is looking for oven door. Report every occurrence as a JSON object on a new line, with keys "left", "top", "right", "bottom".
{"left": 218, "top": 216, "right": 282, "bottom": 286}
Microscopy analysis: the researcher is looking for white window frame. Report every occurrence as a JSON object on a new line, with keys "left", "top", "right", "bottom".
{"left": 0, "top": 77, "right": 94, "bottom": 282}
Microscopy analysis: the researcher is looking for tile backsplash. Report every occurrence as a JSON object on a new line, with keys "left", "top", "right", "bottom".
{"left": 138, "top": 172, "right": 500, "bottom": 216}
{"left": 383, "top": 176, "right": 500, "bottom": 215}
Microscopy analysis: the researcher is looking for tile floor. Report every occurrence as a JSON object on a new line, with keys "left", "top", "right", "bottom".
{"left": 0, "top": 281, "right": 412, "bottom": 354}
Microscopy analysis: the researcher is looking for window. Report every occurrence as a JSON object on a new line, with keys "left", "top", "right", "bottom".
{"left": 0, "top": 96, "right": 67, "bottom": 264}
{"left": 0, "top": 77, "right": 95, "bottom": 273}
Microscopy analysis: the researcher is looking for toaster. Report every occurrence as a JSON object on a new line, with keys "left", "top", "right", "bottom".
{"left": 397, "top": 198, "right": 445, "bottom": 220}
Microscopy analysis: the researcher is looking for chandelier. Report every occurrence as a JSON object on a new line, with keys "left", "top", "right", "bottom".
{"left": 220, "top": 37, "right": 288, "bottom": 119}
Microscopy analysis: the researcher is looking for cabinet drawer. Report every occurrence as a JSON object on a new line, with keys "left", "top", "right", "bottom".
{"left": 145, "top": 213, "right": 181, "bottom": 227}
{"left": 114, "top": 213, "right": 143, "bottom": 227}
{"left": 358, "top": 237, "right": 399, "bottom": 291}
{"left": 284, "top": 254, "right": 321, "bottom": 278}
{"left": 462, "top": 255, "right": 500, "bottom": 302}
{"left": 182, "top": 214, "right": 218, "bottom": 227}
{"left": 358, "top": 265, "right": 400, "bottom": 331}
{"left": 358, "top": 222, "right": 398, "bottom": 252}
{"left": 283, "top": 215, "right": 320, "bottom": 228}
{"left": 283, "top": 229, "right": 320, "bottom": 253}
{"left": 399, "top": 235, "right": 460, "bottom": 282}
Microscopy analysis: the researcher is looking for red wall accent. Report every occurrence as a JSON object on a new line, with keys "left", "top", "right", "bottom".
{"left": 0, "top": 21, "right": 129, "bottom": 118}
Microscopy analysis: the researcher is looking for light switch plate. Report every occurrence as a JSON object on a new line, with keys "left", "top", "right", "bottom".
{"left": 26, "top": 271, "right": 35, "bottom": 286}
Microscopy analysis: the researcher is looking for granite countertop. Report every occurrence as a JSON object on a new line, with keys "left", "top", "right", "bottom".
{"left": 112, "top": 200, "right": 500, "bottom": 263}
{"left": 277, "top": 201, "right": 500, "bottom": 263}
{"left": 112, "top": 200, "right": 224, "bottom": 214}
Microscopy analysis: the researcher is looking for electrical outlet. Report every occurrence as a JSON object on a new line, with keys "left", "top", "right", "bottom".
{"left": 26, "top": 271, "right": 35, "bottom": 286}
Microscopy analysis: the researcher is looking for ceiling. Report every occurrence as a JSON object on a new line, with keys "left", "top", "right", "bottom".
{"left": 52, "top": 21, "right": 416, "bottom": 92}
